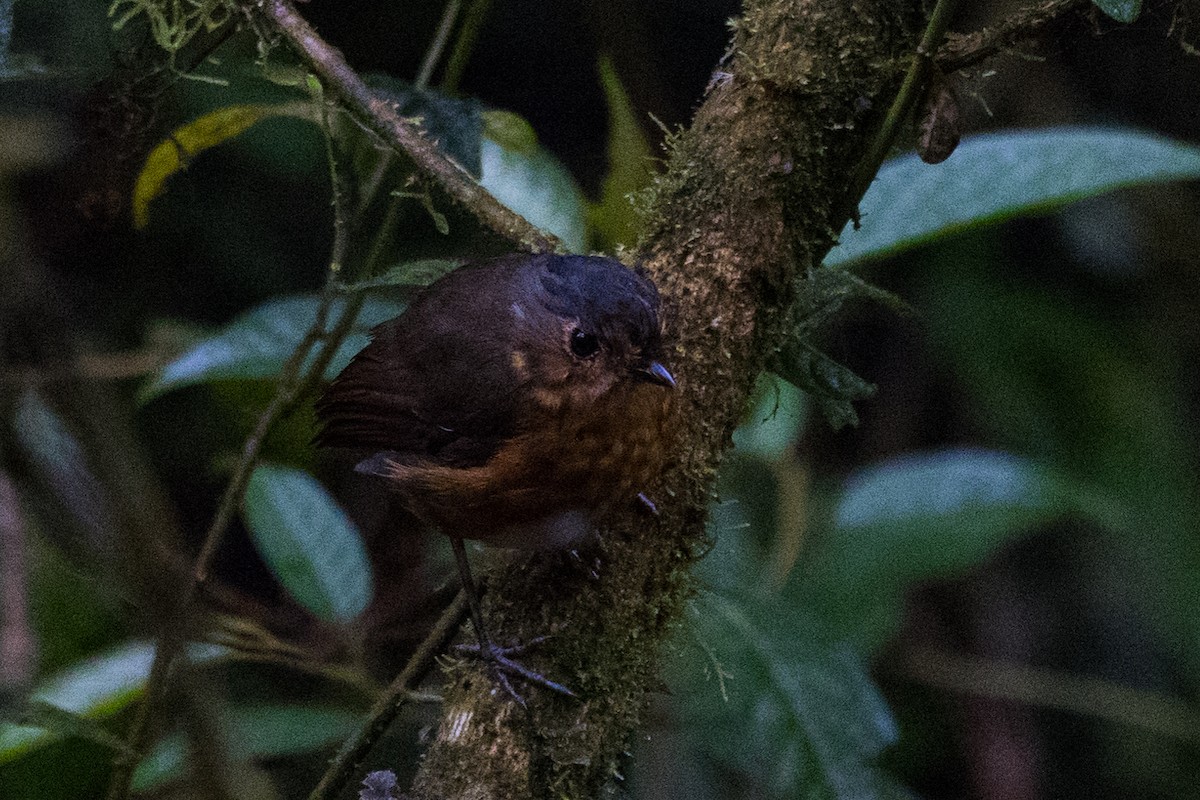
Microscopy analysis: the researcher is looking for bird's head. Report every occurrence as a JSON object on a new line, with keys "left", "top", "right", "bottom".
{"left": 518, "top": 255, "right": 675, "bottom": 405}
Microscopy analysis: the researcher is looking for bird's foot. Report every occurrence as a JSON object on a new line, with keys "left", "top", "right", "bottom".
{"left": 453, "top": 636, "right": 577, "bottom": 703}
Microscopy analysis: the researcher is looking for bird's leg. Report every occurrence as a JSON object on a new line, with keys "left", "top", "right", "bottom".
{"left": 448, "top": 536, "right": 576, "bottom": 701}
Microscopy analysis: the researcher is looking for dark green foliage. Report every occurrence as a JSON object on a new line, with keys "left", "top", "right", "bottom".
{"left": 826, "top": 128, "right": 1200, "bottom": 268}
{"left": 242, "top": 464, "right": 373, "bottom": 622}
{"left": 141, "top": 295, "right": 404, "bottom": 401}
{"left": 366, "top": 75, "right": 485, "bottom": 176}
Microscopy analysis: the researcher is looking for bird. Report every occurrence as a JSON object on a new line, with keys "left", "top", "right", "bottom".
{"left": 315, "top": 253, "right": 676, "bottom": 698}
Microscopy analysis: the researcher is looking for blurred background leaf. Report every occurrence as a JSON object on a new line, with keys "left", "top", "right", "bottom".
{"left": 242, "top": 464, "right": 373, "bottom": 623}
{"left": 826, "top": 128, "right": 1200, "bottom": 268}
{"left": 587, "top": 54, "right": 654, "bottom": 250}
{"left": 0, "top": 642, "right": 225, "bottom": 764}
{"left": 478, "top": 130, "right": 589, "bottom": 252}
{"left": 140, "top": 295, "right": 403, "bottom": 401}
{"left": 132, "top": 704, "right": 362, "bottom": 792}
{"left": 793, "top": 448, "right": 1114, "bottom": 653}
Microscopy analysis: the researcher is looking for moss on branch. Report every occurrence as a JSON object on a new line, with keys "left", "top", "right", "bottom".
{"left": 410, "top": 0, "right": 922, "bottom": 797}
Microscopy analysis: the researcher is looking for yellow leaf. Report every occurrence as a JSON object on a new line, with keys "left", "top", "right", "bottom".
{"left": 132, "top": 102, "right": 313, "bottom": 229}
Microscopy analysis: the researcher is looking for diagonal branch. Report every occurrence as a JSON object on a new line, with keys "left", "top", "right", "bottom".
{"left": 255, "top": 0, "right": 560, "bottom": 254}
{"left": 308, "top": 592, "right": 469, "bottom": 800}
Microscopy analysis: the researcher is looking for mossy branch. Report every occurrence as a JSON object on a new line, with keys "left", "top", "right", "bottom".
{"left": 408, "top": 0, "right": 924, "bottom": 796}
{"left": 937, "top": 0, "right": 1092, "bottom": 73}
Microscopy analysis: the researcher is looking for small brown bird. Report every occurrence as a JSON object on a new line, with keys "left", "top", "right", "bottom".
{"left": 316, "top": 253, "right": 675, "bottom": 696}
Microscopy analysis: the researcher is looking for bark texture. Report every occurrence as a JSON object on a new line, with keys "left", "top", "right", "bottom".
{"left": 412, "top": 1, "right": 922, "bottom": 797}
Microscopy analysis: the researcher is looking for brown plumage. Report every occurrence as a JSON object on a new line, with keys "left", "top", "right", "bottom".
{"left": 316, "top": 253, "right": 676, "bottom": 548}
{"left": 316, "top": 253, "right": 675, "bottom": 697}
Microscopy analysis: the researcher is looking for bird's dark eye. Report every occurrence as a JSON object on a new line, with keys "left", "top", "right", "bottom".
{"left": 570, "top": 328, "right": 600, "bottom": 358}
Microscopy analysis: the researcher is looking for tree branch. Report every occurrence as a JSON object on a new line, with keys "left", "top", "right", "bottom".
{"left": 308, "top": 592, "right": 468, "bottom": 800}
{"left": 407, "top": 0, "right": 924, "bottom": 796}
{"left": 936, "top": 0, "right": 1092, "bottom": 74}
{"left": 255, "top": 0, "right": 560, "bottom": 254}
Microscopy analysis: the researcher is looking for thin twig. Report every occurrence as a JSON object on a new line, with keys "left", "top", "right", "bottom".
{"left": 442, "top": 0, "right": 493, "bottom": 94}
{"left": 308, "top": 591, "right": 470, "bottom": 800}
{"left": 832, "top": 0, "right": 964, "bottom": 236}
{"left": 105, "top": 630, "right": 185, "bottom": 800}
{"left": 255, "top": 0, "right": 559, "bottom": 254}
{"left": 358, "top": 195, "right": 405, "bottom": 282}
{"left": 937, "top": 0, "right": 1090, "bottom": 74}
{"left": 316, "top": 75, "right": 353, "bottom": 284}
{"left": 193, "top": 305, "right": 333, "bottom": 586}
{"left": 295, "top": 293, "right": 366, "bottom": 401}
{"left": 416, "top": 0, "right": 462, "bottom": 91}
{"left": 105, "top": 98, "right": 374, "bottom": 800}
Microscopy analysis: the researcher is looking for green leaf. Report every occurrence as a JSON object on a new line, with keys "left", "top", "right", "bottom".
{"left": 0, "top": 641, "right": 154, "bottom": 763}
{"left": 0, "top": 19, "right": 46, "bottom": 78}
{"left": 824, "top": 127, "right": 1200, "bottom": 267}
{"left": 242, "top": 464, "right": 373, "bottom": 622}
{"left": 13, "top": 388, "right": 82, "bottom": 480}
{"left": 732, "top": 372, "right": 809, "bottom": 460}
{"left": 920, "top": 241, "right": 1193, "bottom": 523}
{"left": 588, "top": 55, "right": 654, "bottom": 249}
{"left": 0, "top": 642, "right": 225, "bottom": 764}
{"left": 481, "top": 110, "right": 538, "bottom": 154}
{"left": 678, "top": 590, "right": 908, "bottom": 800}
{"left": 1093, "top": 0, "right": 1141, "bottom": 22}
{"left": 835, "top": 449, "right": 1063, "bottom": 530}
{"left": 920, "top": 244, "right": 1200, "bottom": 667}
{"left": 16, "top": 702, "right": 134, "bottom": 755}
{"left": 11, "top": 389, "right": 107, "bottom": 535}
{"left": 140, "top": 295, "right": 403, "bottom": 401}
{"left": 480, "top": 132, "right": 588, "bottom": 253}
{"left": 673, "top": 525, "right": 908, "bottom": 800}
{"left": 131, "top": 704, "right": 362, "bottom": 791}
{"left": 796, "top": 448, "right": 1107, "bottom": 652}
{"left": 350, "top": 258, "right": 462, "bottom": 293}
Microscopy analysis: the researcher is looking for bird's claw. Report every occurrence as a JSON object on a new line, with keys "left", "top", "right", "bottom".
{"left": 452, "top": 637, "right": 577, "bottom": 701}
{"left": 453, "top": 635, "right": 548, "bottom": 659}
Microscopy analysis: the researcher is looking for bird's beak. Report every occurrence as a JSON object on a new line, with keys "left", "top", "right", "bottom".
{"left": 636, "top": 360, "right": 676, "bottom": 388}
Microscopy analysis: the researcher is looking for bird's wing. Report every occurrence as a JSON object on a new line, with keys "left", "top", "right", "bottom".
{"left": 315, "top": 266, "right": 529, "bottom": 468}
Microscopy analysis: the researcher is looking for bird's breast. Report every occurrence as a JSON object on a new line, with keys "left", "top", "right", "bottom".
{"left": 531, "top": 379, "right": 674, "bottom": 509}
{"left": 385, "top": 379, "right": 674, "bottom": 547}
